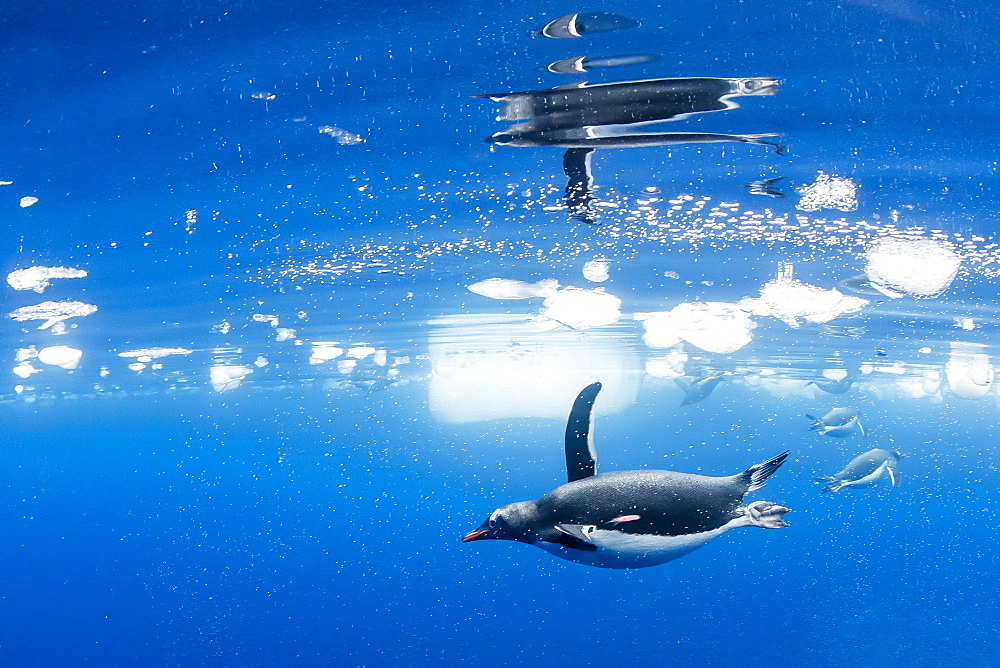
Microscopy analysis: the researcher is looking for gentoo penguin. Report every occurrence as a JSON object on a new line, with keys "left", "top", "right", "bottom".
{"left": 462, "top": 382, "right": 791, "bottom": 569}
{"left": 676, "top": 373, "right": 728, "bottom": 406}
{"left": 818, "top": 448, "right": 903, "bottom": 493}
{"left": 806, "top": 407, "right": 865, "bottom": 437}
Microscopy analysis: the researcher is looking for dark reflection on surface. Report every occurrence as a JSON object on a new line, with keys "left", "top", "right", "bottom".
{"left": 532, "top": 13, "right": 639, "bottom": 39}
{"left": 746, "top": 176, "right": 787, "bottom": 198}
{"left": 479, "top": 77, "right": 783, "bottom": 223}
{"left": 545, "top": 54, "right": 660, "bottom": 74}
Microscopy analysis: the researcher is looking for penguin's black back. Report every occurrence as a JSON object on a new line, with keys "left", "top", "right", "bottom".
{"left": 535, "top": 469, "right": 752, "bottom": 536}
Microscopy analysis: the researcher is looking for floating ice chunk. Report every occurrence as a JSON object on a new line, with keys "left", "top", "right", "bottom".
{"left": 15, "top": 346, "right": 37, "bottom": 362}
{"left": 7, "top": 266, "right": 88, "bottom": 293}
{"left": 13, "top": 362, "right": 40, "bottom": 378}
{"left": 8, "top": 300, "right": 97, "bottom": 329}
{"left": 337, "top": 359, "right": 357, "bottom": 374}
{"left": 118, "top": 347, "right": 193, "bottom": 359}
{"left": 540, "top": 287, "right": 621, "bottom": 329}
{"left": 582, "top": 257, "right": 610, "bottom": 282}
{"left": 0, "top": 180, "right": 12, "bottom": 185}
{"left": 795, "top": 172, "right": 857, "bottom": 211}
{"left": 211, "top": 320, "right": 231, "bottom": 334}
{"left": 468, "top": 277, "right": 560, "bottom": 299}
{"left": 275, "top": 328, "right": 296, "bottom": 341}
{"left": 347, "top": 346, "right": 376, "bottom": 359}
{"left": 946, "top": 342, "right": 993, "bottom": 399}
{"left": 19, "top": 196, "right": 39, "bottom": 208}
{"left": 863, "top": 238, "right": 961, "bottom": 298}
{"left": 309, "top": 343, "right": 343, "bottom": 364}
{"left": 128, "top": 362, "right": 146, "bottom": 372}
{"left": 210, "top": 364, "right": 252, "bottom": 392}
{"left": 373, "top": 349, "right": 388, "bottom": 366}
{"left": 317, "top": 125, "right": 364, "bottom": 145}
{"left": 954, "top": 317, "right": 977, "bottom": 330}
{"left": 633, "top": 312, "right": 682, "bottom": 348}
{"left": 252, "top": 313, "right": 279, "bottom": 326}
{"left": 37, "top": 345, "right": 82, "bottom": 369}
{"left": 254, "top": 356, "right": 268, "bottom": 368}
{"left": 637, "top": 302, "right": 754, "bottom": 354}
{"left": 739, "top": 278, "right": 868, "bottom": 327}
{"left": 644, "top": 350, "right": 688, "bottom": 379}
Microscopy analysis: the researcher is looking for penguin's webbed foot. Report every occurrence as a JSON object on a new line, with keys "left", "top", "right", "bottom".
{"left": 745, "top": 500, "right": 791, "bottom": 528}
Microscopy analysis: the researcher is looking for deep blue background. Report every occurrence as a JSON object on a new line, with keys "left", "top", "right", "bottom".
{"left": 4, "top": 0, "right": 1000, "bottom": 664}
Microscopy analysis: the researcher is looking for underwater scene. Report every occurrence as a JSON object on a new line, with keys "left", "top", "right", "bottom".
{"left": 3, "top": 0, "right": 1000, "bottom": 664}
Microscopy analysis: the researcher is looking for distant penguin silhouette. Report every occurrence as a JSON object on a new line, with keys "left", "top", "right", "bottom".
{"left": 676, "top": 373, "right": 728, "bottom": 405}
{"left": 806, "top": 407, "right": 865, "bottom": 437}
{"left": 818, "top": 448, "right": 903, "bottom": 493}
{"left": 462, "top": 382, "right": 791, "bottom": 568}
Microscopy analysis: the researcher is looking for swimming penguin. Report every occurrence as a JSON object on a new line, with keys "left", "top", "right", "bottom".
{"left": 675, "top": 373, "right": 729, "bottom": 405}
{"left": 806, "top": 407, "right": 865, "bottom": 437}
{"left": 462, "top": 382, "right": 791, "bottom": 569}
{"left": 818, "top": 448, "right": 903, "bottom": 493}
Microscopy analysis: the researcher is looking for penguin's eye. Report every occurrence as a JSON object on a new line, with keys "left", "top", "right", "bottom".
{"left": 488, "top": 518, "right": 496, "bottom": 528}
{"left": 488, "top": 509, "right": 501, "bottom": 528}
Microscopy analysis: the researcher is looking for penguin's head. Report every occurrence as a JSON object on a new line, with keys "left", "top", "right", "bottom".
{"left": 462, "top": 501, "right": 539, "bottom": 544}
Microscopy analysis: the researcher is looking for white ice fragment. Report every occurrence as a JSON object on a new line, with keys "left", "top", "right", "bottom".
{"left": 118, "top": 347, "right": 193, "bottom": 359}
{"left": 795, "top": 172, "right": 857, "bottom": 212}
{"left": 863, "top": 238, "right": 961, "bottom": 298}
{"left": 823, "top": 368, "right": 849, "bottom": 381}
{"left": 309, "top": 343, "right": 343, "bottom": 365}
{"left": 13, "top": 362, "right": 40, "bottom": 378}
{"left": 468, "top": 277, "right": 560, "bottom": 299}
{"left": 275, "top": 328, "right": 296, "bottom": 341}
{"left": 373, "top": 349, "right": 388, "bottom": 366}
{"left": 0, "top": 180, "right": 12, "bottom": 186}
{"left": 254, "top": 356, "right": 268, "bottom": 367}
{"left": 540, "top": 287, "right": 621, "bottom": 329}
{"left": 337, "top": 359, "right": 357, "bottom": 374}
{"left": 210, "top": 364, "right": 252, "bottom": 392}
{"left": 8, "top": 300, "right": 97, "bottom": 329}
{"left": 37, "top": 345, "right": 82, "bottom": 369}
{"left": 128, "top": 362, "right": 146, "bottom": 372}
{"left": 7, "top": 266, "right": 88, "bottom": 293}
{"left": 738, "top": 278, "right": 868, "bottom": 327}
{"left": 918, "top": 346, "right": 932, "bottom": 354}
{"left": 99, "top": 366, "right": 110, "bottom": 377}
{"left": 954, "top": 317, "right": 976, "bottom": 330}
{"left": 946, "top": 342, "right": 993, "bottom": 399}
{"left": 582, "top": 258, "right": 610, "bottom": 283}
{"left": 252, "top": 313, "right": 279, "bottom": 326}
{"left": 633, "top": 312, "right": 682, "bottom": 348}
{"left": 19, "top": 196, "right": 39, "bottom": 208}
{"left": 15, "top": 346, "right": 37, "bottom": 362}
{"left": 347, "top": 346, "right": 376, "bottom": 359}
{"left": 644, "top": 350, "right": 688, "bottom": 379}
{"left": 211, "top": 320, "right": 232, "bottom": 334}
{"left": 637, "top": 302, "right": 754, "bottom": 354}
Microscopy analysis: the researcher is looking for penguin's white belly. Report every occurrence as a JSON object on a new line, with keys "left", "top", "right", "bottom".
{"left": 536, "top": 519, "right": 741, "bottom": 569}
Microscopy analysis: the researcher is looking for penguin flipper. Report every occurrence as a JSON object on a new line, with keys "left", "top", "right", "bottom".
{"left": 887, "top": 463, "right": 901, "bottom": 487}
{"left": 553, "top": 524, "right": 598, "bottom": 551}
{"left": 743, "top": 451, "right": 790, "bottom": 492}
{"left": 564, "top": 382, "right": 602, "bottom": 483}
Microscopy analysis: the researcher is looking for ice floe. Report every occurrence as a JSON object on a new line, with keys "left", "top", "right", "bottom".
{"left": 863, "top": 237, "right": 961, "bottom": 298}
{"left": 582, "top": 257, "right": 610, "bottom": 282}
{"left": 468, "top": 278, "right": 559, "bottom": 299}
{"left": 946, "top": 343, "right": 993, "bottom": 399}
{"left": 540, "top": 287, "right": 621, "bottom": 329}
{"left": 738, "top": 277, "right": 868, "bottom": 327}
{"left": 209, "top": 364, "right": 252, "bottom": 392}
{"left": 8, "top": 300, "right": 98, "bottom": 329}
{"left": 636, "top": 302, "right": 755, "bottom": 354}
{"left": 37, "top": 346, "right": 82, "bottom": 369}
{"left": 309, "top": 343, "right": 343, "bottom": 364}
{"left": 7, "top": 266, "right": 88, "bottom": 293}
{"left": 795, "top": 172, "right": 858, "bottom": 212}
{"left": 19, "top": 196, "right": 38, "bottom": 208}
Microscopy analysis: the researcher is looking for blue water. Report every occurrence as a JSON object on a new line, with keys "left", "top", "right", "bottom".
{"left": 4, "top": 0, "right": 1000, "bottom": 664}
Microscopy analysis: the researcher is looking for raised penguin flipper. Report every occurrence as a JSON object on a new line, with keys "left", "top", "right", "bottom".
{"left": 565, "top": 382, "right": 602, "bottom": 482}
{"left": 743, "top": 451, "right": 790, "bottom": 492}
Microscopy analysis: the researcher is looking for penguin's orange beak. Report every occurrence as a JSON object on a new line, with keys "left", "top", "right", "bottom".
{"left": 462, "top": 528, "right": 490, "bottom": 542}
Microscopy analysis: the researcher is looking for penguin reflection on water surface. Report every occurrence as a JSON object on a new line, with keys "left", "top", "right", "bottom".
{"left": 463, "top": 383, "right": 792, "bottom": 569}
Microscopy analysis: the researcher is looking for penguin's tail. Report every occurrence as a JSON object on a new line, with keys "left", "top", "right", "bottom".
{"left": 805, "top": 414, "right": 822, "bottom": 431}
{"left": 744, "top": 451, "right": 790, "bottom": 492}
{"left": 819, "top": 478, "right": 845, "bottom": 493}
